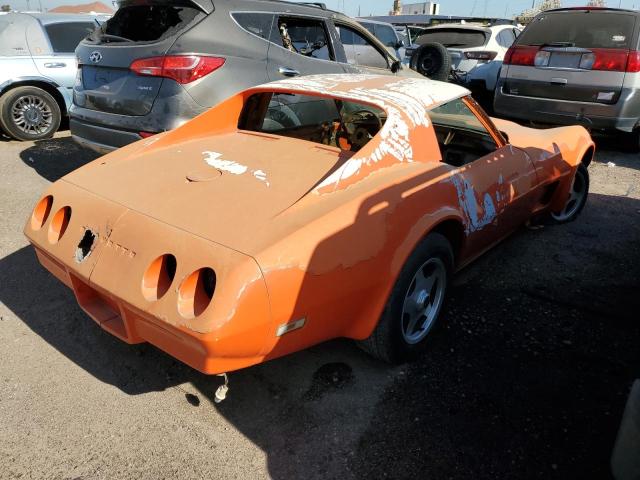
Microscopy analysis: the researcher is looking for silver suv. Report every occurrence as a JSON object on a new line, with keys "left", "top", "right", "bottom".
{"left": 0, "top": 12, "right": 106, "bottom": 141}
{"left": 494, "top": 7, "right": 640, "bottom": 149}
{"left": 71, "top": 0, "right": 416, "bottom": 153}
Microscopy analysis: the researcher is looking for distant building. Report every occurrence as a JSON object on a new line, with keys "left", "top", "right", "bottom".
{"left": 48, "top": 1, "right": 113, "bottom": 14}
{"left": 401, "top": 2, "right": 440, "bottom": 15}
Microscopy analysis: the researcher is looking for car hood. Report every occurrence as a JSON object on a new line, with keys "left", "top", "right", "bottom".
{"left": 63, "top": 131, "right": 345, "bottom": 255}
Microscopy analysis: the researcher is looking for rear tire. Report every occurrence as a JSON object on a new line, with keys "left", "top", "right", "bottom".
{"left": 550, "top": 164, "right": 589, "bottom": 224}
{"left": 410, "top": 42, "right": 451, "bottom": 82}
{"left": 359, "top": 233, "right": 454, "bottom": 363}
{"left": 0, "top": 86, "right": 61, "bottom": 141}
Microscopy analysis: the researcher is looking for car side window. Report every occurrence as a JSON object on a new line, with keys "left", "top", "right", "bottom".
{"left": 375, "top": 25, "right": 399, "bottom": 48}
{"left": 239, "top": 92, "right": 387, "bottom": 153}
{"left": 428, "top": 97, "right": 499, "bottom": 167}
{"left": 232, "top": 12, "right": 274, "bottom": 40}
{"left": 336, "top": 24, "right": 389, "bottom": 69}
{"left": 45, "top": 22, "right": 95, "bottom": 53}
{"left": 275, "top": 17, "right": 333, "bottom": 61}
{"left": 496, "top": 29, "right": 515, "bottom": 49}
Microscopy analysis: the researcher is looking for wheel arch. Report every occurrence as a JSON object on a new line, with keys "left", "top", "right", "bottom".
{"left": 0, "top": 78, "right": 67, "bottom": 117}
{"left": 580, "top": 144, "right": 595, "bottom": 167}
{"left": 351, "top": 212, "right": 465, "bottom": 341}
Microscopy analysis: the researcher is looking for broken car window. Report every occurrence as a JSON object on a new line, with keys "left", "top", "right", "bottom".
{"left": 239, "top": 92, "right": 387, "bottom": 153}
{"left": 277, "top": 17, "right": 332, "bottom": 61}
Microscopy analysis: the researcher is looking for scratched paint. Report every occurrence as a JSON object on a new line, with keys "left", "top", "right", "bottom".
{"left": 263, "top": 76, "right": 470, "bottom": 191}
{"left": 203, "top": 151, "right": 270, "bottom": 186}
{"left": 449, "top": 174, "right": 497, "bottom": 233}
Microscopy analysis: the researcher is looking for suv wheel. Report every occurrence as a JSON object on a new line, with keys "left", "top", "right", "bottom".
{"left": 0, "top": 86, "right": 61, "bottom": 141}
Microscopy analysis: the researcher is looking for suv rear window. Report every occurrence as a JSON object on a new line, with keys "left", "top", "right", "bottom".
{"left": 417, "top": 28, "right": 488, "bottom": 48}
{"left": 517, "top": 12, "right": 636, "bottom": 49}
{"left": 45, "top": 22, "right": 95, "bottom": 53}
{"left": 90, "top": 2, "right": 203, "bottom": 43}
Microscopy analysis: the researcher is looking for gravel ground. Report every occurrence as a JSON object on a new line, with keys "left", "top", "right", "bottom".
{"left": 0, "top": 131, "right": 639, "bottom": 480}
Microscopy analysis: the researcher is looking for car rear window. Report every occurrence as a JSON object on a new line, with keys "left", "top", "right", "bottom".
{"left": 239, "top": 92, "right": 387, "bottom": 153}
{"left": 89, "top": 2, "right": 203, "bottom": 43}
{"left": 417, "top": 28, "right": 488, "bottom": 48}
{"left": 45, "top": 22, "right": 96, "bottom": 53}
{"left": 517, "top": 12, "right": 636, "bottom": 49}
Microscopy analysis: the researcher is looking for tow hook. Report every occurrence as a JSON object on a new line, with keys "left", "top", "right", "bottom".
{"left": 214, "top": 373, "right": 229, "bottom": 403}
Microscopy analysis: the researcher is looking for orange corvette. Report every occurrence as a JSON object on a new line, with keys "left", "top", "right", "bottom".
{"left": 25, "top": 74, "right": 594, "bottom": 375}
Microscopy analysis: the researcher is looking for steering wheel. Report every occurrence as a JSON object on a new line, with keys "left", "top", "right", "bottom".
{"left": 302, "top": 39, "right": 327, "bottom": 57}
{"left": 266, "top": 104, "right": 302, "bottom": 130}
{"left": 337, "top": 109, "right": 383, "bottom": 151}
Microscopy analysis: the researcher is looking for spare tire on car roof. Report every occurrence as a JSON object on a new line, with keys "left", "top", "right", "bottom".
{"left": 410, "top": 42, "right": 451, "bottom": 82}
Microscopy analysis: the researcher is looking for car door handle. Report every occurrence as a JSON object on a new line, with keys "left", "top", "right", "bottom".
{"left": 44, "top": 62, "right": 67, "bottom": 68}
{"left": 550, "top": 77, "right": 568, "bottom": 85}
{"left": 278, "top": 67, "right": 300, "bottom": 77}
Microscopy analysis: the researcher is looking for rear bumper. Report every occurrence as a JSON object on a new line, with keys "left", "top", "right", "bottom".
{"left": 24, "top": 182, "right": 273, "bottom": 375}
{"left": 70, "top": 118, "right": 141, "bottom": 154}
{"left": 494, "top": 83, "right": 640, "bottom": 132}
{"left": 69, "top": 85, "right": 207, "bottom": 151}
{"left": 33, "top": 245, "right": 264, "bottom": 374}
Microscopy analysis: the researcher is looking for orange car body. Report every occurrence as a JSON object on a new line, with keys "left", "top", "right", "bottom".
{"left": 24, "top": 75, "right": 594, "bottom": 374}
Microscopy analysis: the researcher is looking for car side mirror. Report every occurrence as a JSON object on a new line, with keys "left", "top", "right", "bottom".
{"left": 391, "top": 60, "right": 401, "bottom": 73}
{"left": 395, "top": 41, "right": 404, "bottom": 50}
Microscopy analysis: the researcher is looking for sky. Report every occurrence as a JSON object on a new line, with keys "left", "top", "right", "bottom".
{"left": 9, "top": 0, "right": 640, "bottom": 19}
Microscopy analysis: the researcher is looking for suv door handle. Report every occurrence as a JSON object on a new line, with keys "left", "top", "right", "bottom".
{"left": 278, "top": 67, "right": 300, "bottom": 77}
{"left": 44, "top": 62, "right": 67, "bottom": 68}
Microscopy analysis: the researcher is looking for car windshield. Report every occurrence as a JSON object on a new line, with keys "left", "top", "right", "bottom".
{"left": 417, "top": 28, "right": 488, "bottom": 48}
{"left": 517, "top": 12, "right": 636, "bottom": 49}
{"left": 239, "top": 92, "right": 387, "bottom": 153}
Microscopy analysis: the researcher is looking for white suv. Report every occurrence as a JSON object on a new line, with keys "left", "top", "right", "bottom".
{"left": 408, "top": 23, "right": 521, "bottom": 94}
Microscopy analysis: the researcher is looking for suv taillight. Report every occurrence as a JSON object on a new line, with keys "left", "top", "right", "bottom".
{"left": 628, "top": 51, "right": 640, "bottom": 72}
{"left": 584, "top": 49, "right": 631, "bottom": 72}
{"left": 130, "top": 55, "right": 225, "bottom": 84}
{"left": 505, "top": 45, "right": 640, "bottom": 73}
{"left": 503, "top": 46, "right": 538, "bottom": 66}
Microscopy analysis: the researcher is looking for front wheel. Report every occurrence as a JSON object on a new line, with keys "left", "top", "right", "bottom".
{"left": 0, "top": 86, "right": 61, "bottom": 141}
{"left": 359, "top": 233, "right": 453, "bottom": 363}
{"left": 550, "top": 164, "right": 589, "bottom": 224}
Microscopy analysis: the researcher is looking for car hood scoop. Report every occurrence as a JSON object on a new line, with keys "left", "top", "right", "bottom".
{"left": 63, "top": 132, "right": 344, "bottom": 254}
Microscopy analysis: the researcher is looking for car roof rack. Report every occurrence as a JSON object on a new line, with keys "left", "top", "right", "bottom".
{"left": 299, "top": 2, "right": 327, "bottom": 8}
{"left": 547, "top": 6, "right": 637, "bottom": 13}
{"left": 268, "top": 0, "right": 327, "bottom": 10}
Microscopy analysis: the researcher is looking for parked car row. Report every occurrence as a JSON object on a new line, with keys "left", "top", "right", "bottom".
{"left": 0, "top": 3, "right": 638, "bottom": 151}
